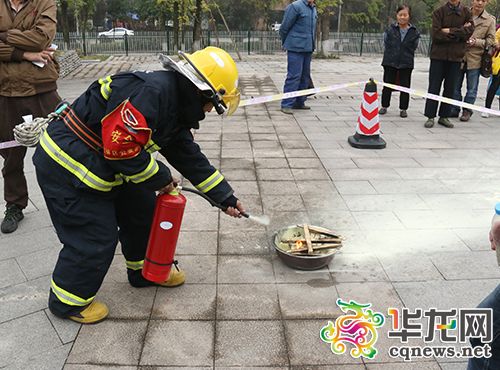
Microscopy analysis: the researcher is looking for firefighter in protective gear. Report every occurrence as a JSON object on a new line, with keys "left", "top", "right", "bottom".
{"left": 33, "top": 46, "right": 245, "bottom": 324}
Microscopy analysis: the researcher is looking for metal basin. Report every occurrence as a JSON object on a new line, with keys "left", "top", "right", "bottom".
{"left": 272, "top": 225, "right": 342, "bottom": 270}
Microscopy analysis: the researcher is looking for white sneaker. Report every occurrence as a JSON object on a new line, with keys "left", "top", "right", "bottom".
{"left": 481, "top": 112, "right": 489, "bottom": 118}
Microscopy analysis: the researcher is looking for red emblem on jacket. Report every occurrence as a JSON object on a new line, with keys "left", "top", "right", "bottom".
{"left": 101, "top": 100, "right": 151, "bottom": 160}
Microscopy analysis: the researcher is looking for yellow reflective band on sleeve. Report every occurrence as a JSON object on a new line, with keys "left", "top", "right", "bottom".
{"left": 98, "top": 76, "right": 112, "bottom": 100}
{"left": 122, "top": 154, "right": 159, "bottom": 184}
{"left": 195, "top": 170, "right": 224, "bottom": 193}
{"left": 51, "top": 279, "right": 95, "bottom": 307}
{"left": 126, "top": 259, "right": 144, "bottom": 270}
{"left": 145, "top": 140, "right": 161, "bottom": 153}
{"left": 40, "top": 131, "right": 123, "bottom": 192}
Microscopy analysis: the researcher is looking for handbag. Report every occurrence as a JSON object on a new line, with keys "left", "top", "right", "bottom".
{"left": 480, "top": 46, "right": 493, "bottom": 78}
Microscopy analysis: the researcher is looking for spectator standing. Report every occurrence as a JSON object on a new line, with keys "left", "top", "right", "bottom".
{"left": 482, "top": 25, "right": 500, "bottom": 118}
{"left": 0, "top": 0, "right": 60, "bottom": 233}
{"left": 279, "top": 0, "right": 317, "bottom": 114}
{"left": 451, "top": 0, "right": 496, "bottom": 122}
{"left": 379, "top": 5, "right": 420, "bottom": 118}
{"left": 424, "top": 0, "right": 474, "bottom": 129}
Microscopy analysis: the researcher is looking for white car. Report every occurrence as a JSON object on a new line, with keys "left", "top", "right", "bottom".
{"left": 98, "top": 28, "right": 134, "bottom": 39}
{"left": 271, "top": 23, "right": 281, "bottom": 32}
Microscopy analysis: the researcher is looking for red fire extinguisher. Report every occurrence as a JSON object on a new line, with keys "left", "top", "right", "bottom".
{"left": 142, "top": 190, "right": 187, "bottom": 283}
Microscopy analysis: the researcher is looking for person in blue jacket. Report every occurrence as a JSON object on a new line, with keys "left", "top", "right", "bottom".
{"left": 279, "top": 0, "right": 317, "bottom": 114}
{"left": 379, "top": 5, "right": 420, "bottom": 118}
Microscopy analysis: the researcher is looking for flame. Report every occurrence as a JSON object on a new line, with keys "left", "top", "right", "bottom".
{"left": 294, "top": 240, "right": 303, "bottom": 249}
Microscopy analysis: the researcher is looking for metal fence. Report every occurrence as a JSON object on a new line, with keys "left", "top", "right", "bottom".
{"left": 54, "top": 31, "right": 431, "bottom": 57}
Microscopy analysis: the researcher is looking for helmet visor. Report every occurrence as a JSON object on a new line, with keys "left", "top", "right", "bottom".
{"left": 223, "top": 90, "right": 241, "bottom": 116}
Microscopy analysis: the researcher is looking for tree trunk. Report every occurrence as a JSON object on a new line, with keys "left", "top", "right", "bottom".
{"left": 159, "top": 11, "right": 166, "bottom": 31}
{"left": 192, "top": 0, "right": 202, "bottom": 51}
{"left": 319, "top": 13, "right": 330, "bottom": 57}
{"left": 173, "top": 0, "right": 180, "bottom": 51}
{"left": 60, "top": 0, "right": 70, "bottom": 49}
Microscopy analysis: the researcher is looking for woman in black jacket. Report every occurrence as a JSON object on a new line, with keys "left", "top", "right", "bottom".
{"left": 380, "top": 5, "right": 420, "bottom": 118}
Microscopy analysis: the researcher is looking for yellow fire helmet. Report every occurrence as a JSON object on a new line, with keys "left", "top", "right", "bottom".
{"left": 160, "top": 46, "right": 240, "bottom": 116}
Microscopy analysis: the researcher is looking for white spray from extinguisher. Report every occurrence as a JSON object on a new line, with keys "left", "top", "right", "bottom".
{"left": 178, "top": 186, "right": 270, "bottom": 226}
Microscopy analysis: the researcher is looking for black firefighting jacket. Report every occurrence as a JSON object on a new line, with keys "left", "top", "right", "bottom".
{"left": 33, "top": 70, "right": 234, "bottom": 204}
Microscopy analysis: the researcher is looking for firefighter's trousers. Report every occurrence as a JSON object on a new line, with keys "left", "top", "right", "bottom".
{"left": 35, "top": 161, "right": 155, "bottom": 317}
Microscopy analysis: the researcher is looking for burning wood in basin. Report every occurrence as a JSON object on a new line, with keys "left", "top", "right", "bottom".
{"left": 279, "top": 224, "right": 344, "bottom": 256}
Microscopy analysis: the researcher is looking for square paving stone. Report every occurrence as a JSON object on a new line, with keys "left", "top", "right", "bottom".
{"left": 430, "top": 251, "right": 500, "bottom": 280}
{"left": 217, "top": 284, "right": 279, "bottom": 319}
{"left": 178, "top": 255, "right": 217, "bottom": 284}
{"left": 394, "top": 279, "right": 500, "bottom": 310}
{"left": 0, "top": 275, "right": 49, "bottom": 323}
{"left": 257, "top": 168, "right": 293, "bottom": 181}
{"left": 218, "top": 256, "right": 274, "bottom": 284}
{"left": 329, "top": 253, "right": 389, "bottom": 283}
{"left": 0, "top": 258, "right": 26, "bottom": 289}
{"left": 334, "top": 181, "right": 378, "bottom": 195}
{"left": 152, "top": 284, "right": 216, "bottom": 320}
{"left": 0, "top": 311, "right": 61, "bottom": 368}
{"left": 141, "top": 320, "right": 214, "bottom": 366}
{"left": 363, "top": 229, "right": 470, "bottom": 255}
{"left": 177, "top": 231, "right": 218, "bottom": 255}
{"left": 182, "top": 211, "right": 219, "bottom": 231}
{"left": 278, "top": 283, "right": 341, "bottom": 319}
{"left": 227, "top": 180, "right": 260, "bottom": 195}
{"left": 377, "top": 255, "right": 443, "bottom": 282}
{"left": 284, "top": 320, "right": 362, "bottom": 365}
{"left": 336, "top": 282, "right": 404, "bottom": 312}
{"left": 15, "top": 246, "right": 60, "bottom": 281}
{"left": 352, "top": 211, "right": 405, "bottom": 231}
{"left": 215, "top": 320, "right": 287, "bottom": 367}
{"left": 291, "top": 168, "right": 331, "bottom": 181}
{"left": 260, "top": 180, "right": 300, "bottom": 195}
{"left": 452, "top": 228, "right": 491, "bottom": 251}
{"left": 8, "top": 344, "right": 72, "bottom": 370}
{"left": 45, "top": 309, "right": 81, "bottom": 344}
{"left": 267, "top": 211, "right": 310, "bottom": 233}
{"left": 223, "top": 168, "right": 257, "bottom": 181}
{"left": 97, "top": 282, "right": 155, "bottom": 319}
{"left": 67, "top": 320, "right": 147, "bottom": 365}
{"left": 307, "top": 210, "right": 360, "bottom": 232}
{"left": 220, "top": 158, "right": 254, "bottom": 169}
{"left": 101, "top": 256, "right": 129, "bottom": 284}
{"left": 0, "top": 226, "right": 60, "bottom": 260}
{"left": 262, "top": 194, "right": 306, "bottom": 212}
{"left": 255, "top": 158, "right": 289, "bottom": 168}
{"left": 219, "top": 230, "right": 270, "bottom": 255}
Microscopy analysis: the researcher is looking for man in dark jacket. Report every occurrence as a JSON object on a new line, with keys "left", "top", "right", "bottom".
{"left": 279, "top": 0, "right": 317, "bottom": 114}
{"left": 0, "top": 0, "right": 60, "bottom": 233}
{"left": 33, "top": 46, "right": 244, "bottom": 324}
{"left": 424, "top": 0, "right": 474, "bottom": 128}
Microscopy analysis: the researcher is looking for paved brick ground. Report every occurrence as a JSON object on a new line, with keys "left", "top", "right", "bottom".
{"left": 1, "top": 54, "right": 499, "bottom": 369}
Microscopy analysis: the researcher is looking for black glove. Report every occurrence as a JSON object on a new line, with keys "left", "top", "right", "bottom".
{"left": 220, "top": 195, "right": 238, "bottom": 209}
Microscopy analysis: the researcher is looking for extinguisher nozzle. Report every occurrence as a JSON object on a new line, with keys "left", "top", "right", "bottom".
{"left": 245, "top": 213, "right": 271, "bottom": 226}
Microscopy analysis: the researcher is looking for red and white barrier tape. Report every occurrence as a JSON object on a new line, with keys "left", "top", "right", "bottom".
{"left": 377, "top": 81, "right": 500, "bottom": 117}
{"left": 1, "top": 79, "right": 499, "bottom": 149}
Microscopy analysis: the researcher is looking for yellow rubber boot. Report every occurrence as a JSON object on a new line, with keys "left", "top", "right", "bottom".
{"left": 68, "top": 300, "right": 109, "bottom": 324}
{"left": 157, "top": 268, "right": 185, "bottom": 287}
